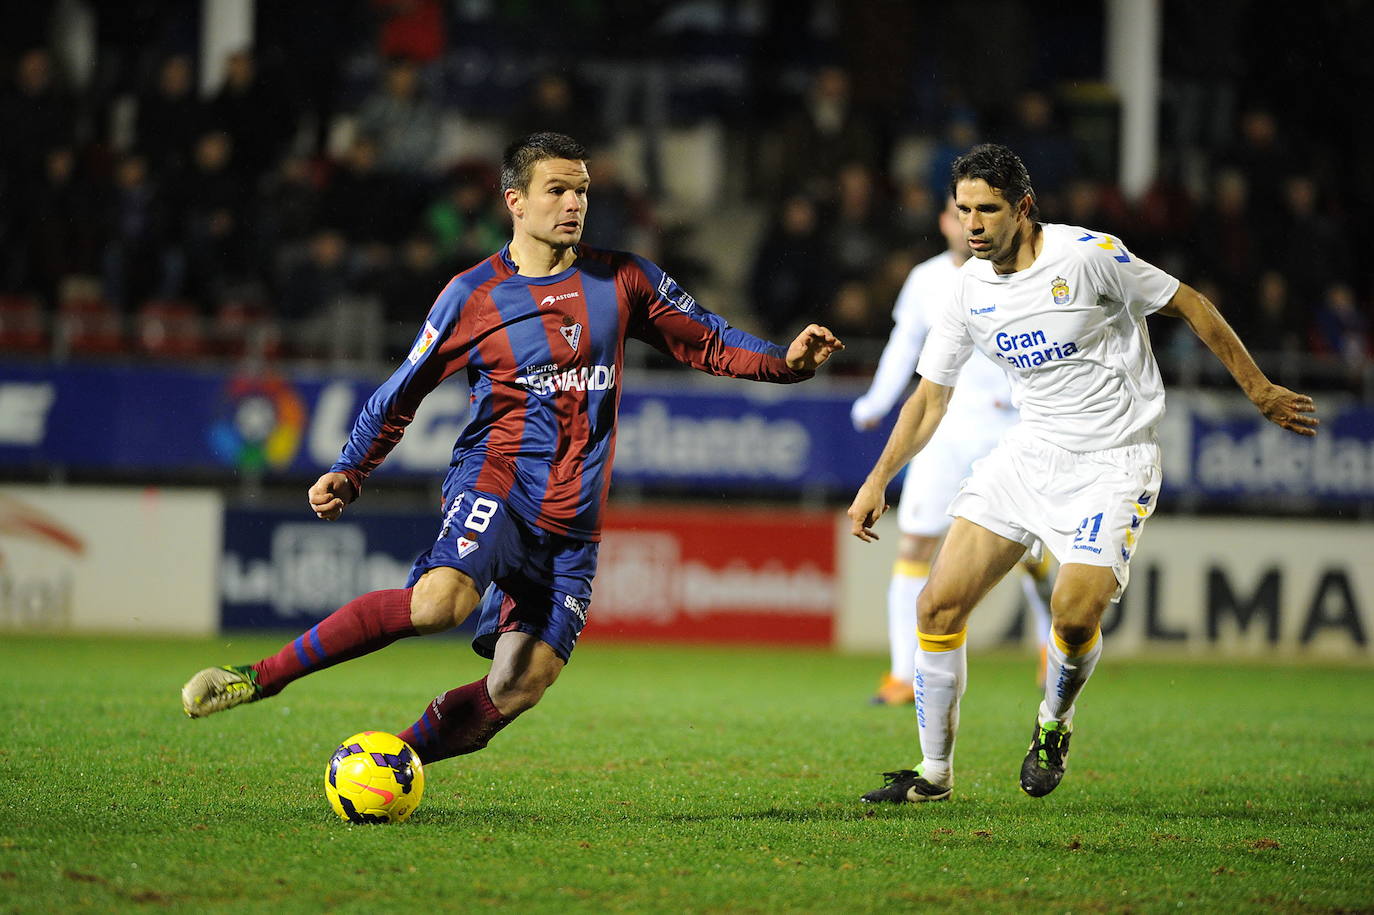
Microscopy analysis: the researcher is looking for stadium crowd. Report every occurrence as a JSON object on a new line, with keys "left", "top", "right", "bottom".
{"left": 0, "top": 0, "right": 1368, "bottom": 389}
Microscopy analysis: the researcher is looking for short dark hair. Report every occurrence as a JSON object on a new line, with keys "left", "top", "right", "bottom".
{"left": 500, "top": 132, "right": 588, "bottom": 194}
{"left": 950, "top": 143, "right": 1039, "bottom": 221}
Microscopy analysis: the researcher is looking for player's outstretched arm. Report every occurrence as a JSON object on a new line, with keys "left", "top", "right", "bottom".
{"left": 308, "top": 472, "right": 357, "bottom": 521}
{"left": 786, "top": 324, "right": 845, "bottom": 372}
{"left": 1159, "top": 283, "right": 1319, "bottom": 436}
{"left": 847, "top": 378, "right": 952, "bottom": 542}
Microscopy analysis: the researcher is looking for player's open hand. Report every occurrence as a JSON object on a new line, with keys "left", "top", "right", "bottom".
{"left": 847, "top": 480, "right": 889, "bottom": 542}
{"left": 309, "top": 472, "right": 357, "bottom": 521}
{"left": 1253, "top": 384, "right": 1319, "bottom": 436}
{"left": 786, "top": 324, "right": 844, "bottom": 372}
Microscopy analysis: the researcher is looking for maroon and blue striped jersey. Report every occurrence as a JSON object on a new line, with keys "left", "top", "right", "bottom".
{"left": 331, "top": 243, "right": 810, "bottom": 540}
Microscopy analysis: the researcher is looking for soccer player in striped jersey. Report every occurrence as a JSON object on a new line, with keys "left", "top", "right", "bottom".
{"left": 850, "top": 144, "right": 1316, "bottom": 803}
{"left": 182, "top": 133, "right": 843, "bottom": 767}
{"left": 853, "top": 198, "right": 1053, "bottom": 707}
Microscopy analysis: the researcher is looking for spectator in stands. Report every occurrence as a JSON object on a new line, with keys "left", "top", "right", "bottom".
{"left": 1221, "top": 106, "right": 1297, "bottom": 242}
{"left": 508, "top": 72, "right": 603, "bottom": 149}
{"left": 771, "top": 65, "right": 881, "bottom": 202}
{"left": 175, "top": 130, "right": 252, "bottom": 303}
{"left": 134, "top": 54, "right": 204, "bottom": 181}
{"left": 276, "top": 228, "right": 354, "bottom": 322}
{"left": 355, "top": 58, "right": 441, "bottom": 176}
{"left": 210, "top": 49, "right": 295, "bottom": 180}
{"left": 1003, "top": 88, "right": 1077, "bottom": 212}
{"left": 1277, "top": 174, "right": 1353, "bottom": 303}
{"left": 748, "top": 193, "right": 834, "bottom": 337}
{"left": 101, "top": 153, "right": 176, "bottom": 308}
{"left": 14, "top": 146, "right": 102, "bottom": 307}
{"left": 925, "top": 110, "right": 980, "bottom": 204}
{"left": 0, "top": 48, "right": 77, "bottom": 184}
{"left": 254, "top": 155, "right": 322, "bottom": 272}
{"left": 825, "top": 277, "right": 887, "bottom": 346}
{"left": 1209, "top": 168, "right": 1259, "bottom": 308}
{"left": 373, "top": 233, "right": 450, "bottom": 355}
{"left": 319, "top": 134, "right": 412, "bottom": 248}
{"left": 892, "top": 179, "right": 939, "bottom": 242}
{"left": 1311, "top": 282, "right": 1371, "bottom": 384}
{"left": 425, "top": 167, "right": 508, "bottom": 269}
{"left": 578, "top": 145, "right": 659, "bottom": 257}
{"left": 824, "top": 161, "right": 892, "bottom": 278}
{"left": 1248, "top": 270, "right": 1301, "bottom": 357}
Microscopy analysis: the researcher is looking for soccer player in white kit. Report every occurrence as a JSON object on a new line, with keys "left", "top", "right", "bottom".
{"left": 849, "top": 144, "right": 1318, "bottom": 803}
{"left": 853, "top": 199, "right": 1053, "bottom": 707}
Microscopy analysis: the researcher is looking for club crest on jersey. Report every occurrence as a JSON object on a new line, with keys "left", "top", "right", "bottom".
{"left": 456, "top": 534, "right": 479, "bottom": 558}
{"left": 407, "top": 320, "right": 439, "bottom": 364}
{"left": 560, "top": 322, "right": 582, "bottom": 350}
{"left": 1051, "top": 276, "right": 1071, "bottom": 305}
{"left": 657, "top": 272, "right": 696, "bottom": 313}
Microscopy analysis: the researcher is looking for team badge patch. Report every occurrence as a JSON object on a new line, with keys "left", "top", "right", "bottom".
{"left": 657, "top": 272, "right": 697, "bottom": 313}
{"left": 560, "top": 322, "right": 582, "bottom": 350}
{"left": 407, "top": 321, "right": 439, "bottom": 365}
{"left": 1051, "top": 276, "right": 1071, "bottom": 305}
{"left": 456, "top": 532, "right": 480, "bottom": 558}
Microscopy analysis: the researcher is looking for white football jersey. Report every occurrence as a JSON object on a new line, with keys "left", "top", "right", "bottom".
{"left": 916, "top": 223, "right": 1180, "bottom": 452}
{"left": 850, "top": 250, "right": 1014, "bottom": 430}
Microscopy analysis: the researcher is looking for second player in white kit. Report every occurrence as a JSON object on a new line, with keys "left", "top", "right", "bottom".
{"left": 851, "top": 200, "right": 1051, "bottom": 707}
{"left": 849, "top": 144, "right": 1319, "bottom": 804}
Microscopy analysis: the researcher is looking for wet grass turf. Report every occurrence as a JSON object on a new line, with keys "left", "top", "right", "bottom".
{"left": 2, "top": 633, "right": 1372, "bottom": 913}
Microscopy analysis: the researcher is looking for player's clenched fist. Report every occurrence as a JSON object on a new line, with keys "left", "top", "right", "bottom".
{"left": 309, "top": 471, "right": 356, "bottom": 521}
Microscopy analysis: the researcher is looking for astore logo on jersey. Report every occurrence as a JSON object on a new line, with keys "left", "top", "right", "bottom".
{"left": 540, "top": 292, "right": 581, "bottom": 309}
{"left": 515, "top": 364, "right": 617, "bottom": 395}
{"left": 993, "top": 328, "right": 1079, "bottom": 369}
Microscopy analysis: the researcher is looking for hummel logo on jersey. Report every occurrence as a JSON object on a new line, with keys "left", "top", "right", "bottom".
{"left": 993, "top": 328, "right": 1079, "bottom": 369}
{"left": 560, "top": 322, "right": 582, "bottom": 350}
{"left": 970, "top": 305, "right": 997, "bottom": 315}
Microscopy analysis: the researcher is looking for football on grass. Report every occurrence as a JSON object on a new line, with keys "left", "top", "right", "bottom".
{"left": 325, "top": 731, "right": 425, "bottom": 824}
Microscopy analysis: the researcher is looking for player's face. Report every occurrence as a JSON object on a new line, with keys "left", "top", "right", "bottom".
{"left": 514, "top": 158, "right": 589, "bottom": 249}
{"left": 954, "top": 178, "right": 1030, "bottom": 269}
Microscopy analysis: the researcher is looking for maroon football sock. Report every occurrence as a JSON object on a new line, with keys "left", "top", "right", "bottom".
{"left": 252, "top": 588, "right": 417, "bottom": 697}
{"left": 398, "top": 676, "right": 515, "bottom": 763}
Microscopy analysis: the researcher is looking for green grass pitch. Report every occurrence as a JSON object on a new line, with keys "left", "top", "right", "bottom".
{"left": 2, "top": 633, "right": 1371, "bottom": 913}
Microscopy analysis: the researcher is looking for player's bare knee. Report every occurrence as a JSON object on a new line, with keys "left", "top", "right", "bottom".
{"left": 916, "top": 588, "right": 968, "bottom": 635}
{"left": 409, "top": 569, "right": 480, "bottom": 633}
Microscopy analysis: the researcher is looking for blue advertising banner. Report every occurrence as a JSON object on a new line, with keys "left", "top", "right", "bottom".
{"left": 0, "top": 363, "right": 892, "bottom": 491}
{"left": 3, "top": 363, "right": 1371, "bottom": 504}
{"left": 220, "top": 507, "right": 465, "bottom": 631}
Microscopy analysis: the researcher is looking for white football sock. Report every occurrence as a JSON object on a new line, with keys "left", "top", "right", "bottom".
{"left": 888, "top": 560, "right": 928, "bottom": 681}
{"left": 914, "top": 629, "right": 966, "bottom": 787}
{"left": 1040, "top": 628, "right": 1102, "bottom": 724}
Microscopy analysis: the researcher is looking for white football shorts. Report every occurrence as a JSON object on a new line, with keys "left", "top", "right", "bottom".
{"left": 897, "top": 408, "right": 1018, "bottom": 537}
{"left": 948, "top": 425, "right": 1162, "bottom": 600}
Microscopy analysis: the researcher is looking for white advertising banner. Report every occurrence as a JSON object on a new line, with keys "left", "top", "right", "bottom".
{"left": 836, "top": 515, "right": 1373, "bottom": 660}
{"left": 0, "top": 485, "right": 221, "bottom": 635}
